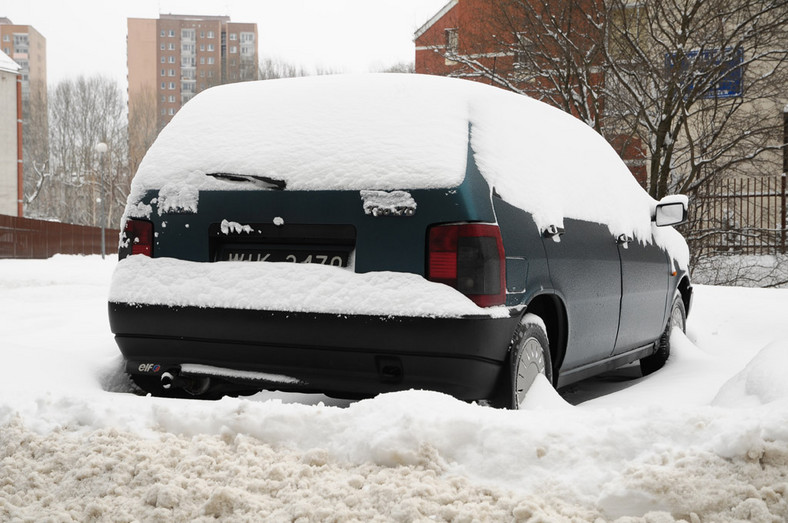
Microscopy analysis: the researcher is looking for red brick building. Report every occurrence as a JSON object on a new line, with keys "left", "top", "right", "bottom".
{"left": 414, "top": 0, "right": 648, "bottom": 185}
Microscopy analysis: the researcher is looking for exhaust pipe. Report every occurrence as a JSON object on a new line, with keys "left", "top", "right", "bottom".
{"left": 161, "top": 371, "right": 211, "bottom": 396}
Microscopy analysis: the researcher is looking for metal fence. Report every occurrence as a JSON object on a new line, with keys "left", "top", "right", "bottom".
{"left": 688, "top": 175, "right": 787, "bottom": 256}
{"left": 0, "top": 214, "right": 119, "bottom": 259}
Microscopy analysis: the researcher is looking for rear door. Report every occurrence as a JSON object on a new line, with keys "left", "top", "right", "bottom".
{"left": 541, "top": 218, "right": 622, "bottom": 369}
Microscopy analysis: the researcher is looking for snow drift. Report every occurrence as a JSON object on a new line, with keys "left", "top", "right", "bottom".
{"left": 2, "top": 256, "right": 788, "bottom": 521}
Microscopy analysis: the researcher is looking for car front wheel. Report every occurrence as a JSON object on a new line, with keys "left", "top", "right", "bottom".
{"left": 640, "top": 293, "right": 686, "bottom": 376}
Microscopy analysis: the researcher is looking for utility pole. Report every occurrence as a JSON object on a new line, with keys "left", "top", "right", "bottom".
{"left": 95, "top": 142, "right": 108, "bottom": 259}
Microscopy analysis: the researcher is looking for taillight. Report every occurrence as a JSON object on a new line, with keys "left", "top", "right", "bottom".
{"left": 427, "top": 223, "right": 506, "bottom": 307}
{"left": 124, "top": 219, "right": 153, "bottom": 257}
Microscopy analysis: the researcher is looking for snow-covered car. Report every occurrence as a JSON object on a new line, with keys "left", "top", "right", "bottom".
{"left": 108, "top": 74, "right": 692, "bottom": 408}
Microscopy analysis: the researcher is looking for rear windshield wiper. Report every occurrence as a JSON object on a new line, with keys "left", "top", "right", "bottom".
{"left": 207, "top": 172, "right": 287, "bottom": 191}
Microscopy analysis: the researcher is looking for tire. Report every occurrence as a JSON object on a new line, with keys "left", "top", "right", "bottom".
{"left": 492, "top": 314, "right": 553, "bottom": 409}
{"left": 640, "top": 293, "right": 686, "bottom": 376}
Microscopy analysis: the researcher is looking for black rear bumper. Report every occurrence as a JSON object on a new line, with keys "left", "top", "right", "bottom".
{"left": 109, "top": 302, "right": 520, "bottom": 400}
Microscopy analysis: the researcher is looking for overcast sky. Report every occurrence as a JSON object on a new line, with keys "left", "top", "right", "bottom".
{"left": 0, "top": 0, "right": 448, "bottom": 88}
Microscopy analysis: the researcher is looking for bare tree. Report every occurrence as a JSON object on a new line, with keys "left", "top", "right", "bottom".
{"left": 377, "top": 62, "right": 415, "bottom": 73}
{"left": 21, "top": 81, "right": 50, "bottom": 213}
{"left": 427, "top": 0, "right": 788, "bottom": 199}
{"left": 257, "top": 57, "right": 345, "bottom": 80}
{"left": 423, "top": 0, "right": 606, "bottom": 132}
{"left": 258, "top": 57, "right": 311, "bottom": 80}
{"left": 37, "top": 76, "right": 130, "bottom": 228}
{"left": 128, "top": 85, "right": 159, "bottom": 177}
{"left": 603, "top": 0, "right": 788, "bottom": 200}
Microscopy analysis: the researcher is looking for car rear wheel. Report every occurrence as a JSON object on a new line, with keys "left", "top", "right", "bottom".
{"left": 492, "top": 314, "right": 552, "bottom": 409}
{"left": 640, "top": 293, "right": 686, "bottom": 376}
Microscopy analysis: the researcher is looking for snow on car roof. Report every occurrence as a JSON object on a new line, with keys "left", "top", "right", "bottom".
{"left": 129, "top": 73, "right": 684, "bottom": 262}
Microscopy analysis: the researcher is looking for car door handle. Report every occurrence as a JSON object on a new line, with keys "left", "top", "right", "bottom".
{"left": 617, "top": 234, "right": 633, "bottom": 249}
{"left": 543, "top": 225, "right": 565, "bottom": 242}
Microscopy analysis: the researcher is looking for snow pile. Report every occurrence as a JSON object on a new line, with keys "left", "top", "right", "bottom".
{"left": 692, "top": 253, "right": 788, "bottom": 288}
{"left": 713, "top": 340, "right": 788, "bottom": 408}
{"left": 127, "top": 74, "right": 687, "bottom": 265}
{"left": 4, "top": 257, "right": 788, "bottom": 521}
{"left": 0, "top": 417, "right": 596, "bottom": 522}
{"left": 109, "top": 255, "right": 511, "bottom": 318}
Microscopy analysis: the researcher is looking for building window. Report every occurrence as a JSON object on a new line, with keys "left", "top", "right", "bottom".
{"left": 513, "top": 33, "right": 534, "bottom": 69}
{"left": 207, "top": 30, "right": 214, "bottom": 38}
{"left": 168, "top": 108, "right": 175, "bottom": 115}
{"left": 161, "top": 82, "right": 166, "bottom": 90}
{"left": 199, "top": 70, "right": 205, "bottom": 77}
{"left": 208, "top": 71, "right": 213, "bottom": 78}
{"left": 160, "top": 56, "right": 165, "bottom": 63}
{"left": 207, "top": 44, "right": 214, "bottom": 52}
{"left": 160, "top": 43, "right": 165, "bottom": 50}
{"left": 168, "top": 43, "right": 175, "bottom": 51}
{"left": 230, "top": 46, "right": 237, "bottom": 54}
{"left": 200, "top": 57, "right": 205, "bottom": 65}
{"left": 2, "top": 35, "right": 9, "bottom": 42}
{"left": 169, "top": 82, "right": 176, "bottom": 90}
{"left": 160, "top": 30, "right": 165, "bottom": 37}
{"left": 160, "top": 95, "right": 166, "bottom": 102}
{"left": 3, "top": 47, "right": 8, "bottom": 55}
{"left": 230, "top": 33, "right": 237, "bottom": 41}
{"left": 200, "top": 44, "right": 205, "bottom": 51}
{"left": 161, "top": 108, "right": 166, "bottom": 115}
{"left": 168, "top": 29, "right": 175, "bottom": 37}
{"left": 169, "top": 56, "right": 175, "bottom": 63}
{"left": 182, "top": 29, "right": 195, "bottom": 40}
{"left": 161, "top": 69, "right": 165, "bottom": 76}
{"left": 207, "top": 57, "right": 215, "bottom": 65}
{"left": 169, "top": 95, "right": 176, "bottom": 102}
{"left": 241, "top": 32, "right": 254, "bottom": 43}
{"left": 445, "top": 28, "right": 458, "bottom": 55}
{"left": 169, "top": 69, "right": 175, "bottom": 76}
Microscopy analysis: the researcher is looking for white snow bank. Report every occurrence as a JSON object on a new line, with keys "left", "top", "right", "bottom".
{"left": 713, "top": 340, "right": 788, "bottom": 407}
{"left": 128, "top": 74, "right": 687, "bottom": 265}
{"left": 108, "top": 255, "right": 510, "bottom": 318}
{"left": 8, "top": 257, "right": 788, "bottom": 521}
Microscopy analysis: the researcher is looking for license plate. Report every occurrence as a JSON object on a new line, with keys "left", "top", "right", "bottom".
{"left": 218, "top": 249, "right": 348, "bottom": 267}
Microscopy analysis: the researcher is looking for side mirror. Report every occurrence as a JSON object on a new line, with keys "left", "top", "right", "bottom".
{"left": 654, "top": 195, "right": 688, "bottom": 227}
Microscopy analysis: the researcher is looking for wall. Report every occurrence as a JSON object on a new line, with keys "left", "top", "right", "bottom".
{"left": 0, "top": 69, "right": 18, "bottom": 216}
{"left": 0, "top": 214, "right": 119, "bottom": 258}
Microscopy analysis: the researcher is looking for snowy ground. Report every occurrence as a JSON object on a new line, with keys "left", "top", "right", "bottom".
{"left": 1, "top": 255, "right": 787, "bottom": 522}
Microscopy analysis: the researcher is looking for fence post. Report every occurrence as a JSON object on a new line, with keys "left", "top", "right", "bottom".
{"left": 782, "top": 172, "right": 786, "bottom": 254}
{"left": 783, "top": 107, "right": 787, "bottom": 254}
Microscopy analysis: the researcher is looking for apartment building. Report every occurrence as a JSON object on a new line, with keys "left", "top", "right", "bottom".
{"left": 0, "top": 18, "right": 46, "bottom": 118}
{"left": 0, "top": 18, "right": 46, "bottom": 218}
{"left": 0, "top": 49, "right": 20, "bottom": 216}
{"left": 127, "top": 14, "right": 258, "bottom": 130}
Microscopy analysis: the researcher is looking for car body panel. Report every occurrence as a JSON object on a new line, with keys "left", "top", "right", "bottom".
{"left": 541, "top": 218, "right": 623, "bottom": 370}
{"left": 110, "top": 302, "right": 520, "bottom": 400}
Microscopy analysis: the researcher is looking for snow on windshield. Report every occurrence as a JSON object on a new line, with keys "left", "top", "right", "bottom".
{"left": 128, "top": 73, "right": 686, "bottom": 265}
